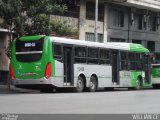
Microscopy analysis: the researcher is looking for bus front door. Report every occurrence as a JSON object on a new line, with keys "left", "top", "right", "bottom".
{"left": 111, "top": 51, "right": 119, "bottom": 85}
{"left": 143, "top": 54, "right": 151, "bottom": 84}
{"left": 63, "top": 46, "right": 74, "bottom": 86}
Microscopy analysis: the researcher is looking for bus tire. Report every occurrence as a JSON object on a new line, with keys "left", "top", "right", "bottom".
{"left": 76, "top": 76, "right": 84, "bottom": 92}
{"left": 89, "top": 76, "right": 97, "bottom": 92}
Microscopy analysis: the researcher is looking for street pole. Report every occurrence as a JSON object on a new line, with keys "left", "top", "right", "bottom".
{"left": 95, "top": 0, "right": 98, "bottom": 42}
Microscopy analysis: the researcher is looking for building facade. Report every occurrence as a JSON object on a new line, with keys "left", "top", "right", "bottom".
{"left": 51, "top": 0, "right": 160, "bottom": 52}
{"left": 0, "top": 19, "right": 10, "bottom": 84}
{"left": 82, "top": 0, "right": 160, "bottom": 52}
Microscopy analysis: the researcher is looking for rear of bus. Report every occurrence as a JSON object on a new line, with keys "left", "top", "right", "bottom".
{"left": 10, "top": 35, "right": 54, "bottom": 90}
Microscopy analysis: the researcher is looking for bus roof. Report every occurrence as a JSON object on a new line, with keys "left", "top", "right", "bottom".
{"left": 18, "top": 35, "right": 149, "bottom": 53}
{"left": 51, "top": 37, "right": 149, "bottom": 53}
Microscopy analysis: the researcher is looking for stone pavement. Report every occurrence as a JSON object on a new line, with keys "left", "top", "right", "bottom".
{"left": 0, "top": 85, "right": 39, "bottom": 94}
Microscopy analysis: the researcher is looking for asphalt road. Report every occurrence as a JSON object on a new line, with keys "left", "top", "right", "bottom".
{"left": 0, "top": 89, "right": 160, "bottom": 114}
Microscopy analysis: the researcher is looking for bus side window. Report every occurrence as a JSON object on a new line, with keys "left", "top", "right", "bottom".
{"left": 99, "top": 49, "right": 110, "bottom": 65}
{"left": 88, "top": 47, "right": 98, "bottom": 64}
{"left": 128, "top": 52, "right": 136, "bottom": 70}
{"left": 52, "top": 43, "right": 62, "bottom": 61}
{"left": 120, "top": 51, "right": 127, "bottom": 70}
{"left": 75, "top": 46, "right": 86, "bottom": 63}
{"left": 135, "top": 53, "right": 143, "bottom": 70}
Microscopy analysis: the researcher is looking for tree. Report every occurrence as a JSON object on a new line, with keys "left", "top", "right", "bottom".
{"left": 0, "top": 0, "right": 24, "bottom": 89}
{"left": 21, "top": 0, "right": 67, "bottom": 35}
{"left": 0, "top": 0, "right": 24, "bottom": 58}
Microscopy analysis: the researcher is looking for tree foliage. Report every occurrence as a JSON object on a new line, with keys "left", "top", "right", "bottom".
{"left": 0, "top": 0, "right": 79, "bottom": 59}
{"left": 0, "top": 0, "right": 69, "bottom": 35}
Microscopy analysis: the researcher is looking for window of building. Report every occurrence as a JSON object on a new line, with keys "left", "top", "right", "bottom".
{"left": 132, "top": 40, "right": 141, "bottom": 44}
{"left": 85, "top": 32, "right": 103, "bottom": 43}
{"left": 137, "top": 14, "right": 143, "bottom": 30}
{"left": 148, "top": 16, "right": 156, "bottom": 31}
{"left": 99, "top": 49, "right": 110, "bottom": 64}
{"left": 147, "top": 41, "right": 155, "bottom": 52}
{"left": 74, "top": 46, "right": 86, "bottom": 63}
{"left": 86, "top": 2, "right": 104, "bottom": 21}
{"left": 112, "top": 9, "right": 124, "bottom": 27}
{"left": 110, "top": 38, "right": 125, "bottom": 42}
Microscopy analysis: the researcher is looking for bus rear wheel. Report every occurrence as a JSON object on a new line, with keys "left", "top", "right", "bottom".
{"left": 76, "top": 76, "right": 84, "bottom": 92}
{"left": 89, "top": 76, "right": 97, "bottom": 92}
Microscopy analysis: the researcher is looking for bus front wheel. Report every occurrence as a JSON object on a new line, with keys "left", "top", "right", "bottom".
{"left": 76, "top": 76, "right": 84, "bottom": 92}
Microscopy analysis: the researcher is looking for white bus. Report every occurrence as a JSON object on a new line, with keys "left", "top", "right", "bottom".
{"left": 11, "top": 35, "right": 151, "bottom": 92}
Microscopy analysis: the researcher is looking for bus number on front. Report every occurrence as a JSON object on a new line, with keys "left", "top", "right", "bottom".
{"left": 25, "top": 43, "right": 36, "bottom": 47}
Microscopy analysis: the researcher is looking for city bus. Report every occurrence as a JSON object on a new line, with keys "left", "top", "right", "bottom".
{"left": 10, "top": 35, "right": 151, "bottom": 92}
{"left": 150, "top": 52, "right": 160, "bottom": 88}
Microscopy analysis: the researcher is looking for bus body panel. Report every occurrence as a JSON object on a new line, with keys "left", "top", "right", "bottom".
{"left": 119, "top": 71, "right": 131, "bottom": 87}
{"left": 130, "top": 71, "right": 144, "bottom": 87}
{"left": 74, "top": 64, "right": 112, "bottom": 88}
{"left": 152, "top": 64, "right": 160, "bottom": 84}
{"left": 152, "top": 66, "right": 160, "bottom": 78}
{"left": 51, "top": 60, "right": 64, "bottom": 87}
{"left": 152, "top": 78, "right": 160, "bottom": 84}
{"left": 150, "top": 52, "right": 160, "bottom": 86}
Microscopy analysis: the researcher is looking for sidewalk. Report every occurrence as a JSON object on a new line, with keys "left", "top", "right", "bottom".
{"left": 0, "top": 85, "right": 39, "bottom": 94}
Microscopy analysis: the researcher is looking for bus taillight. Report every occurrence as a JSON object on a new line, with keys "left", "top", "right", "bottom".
{"left": 10, "top": 64, "right": 15, "bottom": 80}
{"left": 45, "top": 62, "right": 52, "bottom": 79}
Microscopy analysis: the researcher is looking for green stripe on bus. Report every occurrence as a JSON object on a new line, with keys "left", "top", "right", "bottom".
{"left": 130, "top": 43, "right": 149, "bottom": 53}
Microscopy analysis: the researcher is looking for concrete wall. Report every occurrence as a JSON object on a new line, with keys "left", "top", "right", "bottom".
{"left": 0, "top": 32, "right": 9, "bottom": 84}
{"left": 50, "top": 15, "right": 79, "bottom": 29}
{"left": 0, "top": 32, "right": 9, "bottom": 71}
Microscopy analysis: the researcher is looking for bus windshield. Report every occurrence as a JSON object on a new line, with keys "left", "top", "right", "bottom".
{"left": 15, "top": 38, "right": 44, "bottom": 62}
